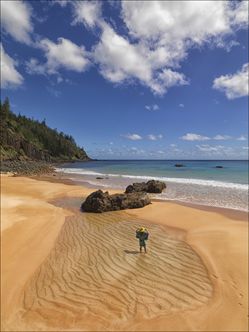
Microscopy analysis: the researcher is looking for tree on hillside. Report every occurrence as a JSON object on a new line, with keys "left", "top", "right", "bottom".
{"left": 0, "top": 98, "right": 90, "bottom": 161}
{"left": 0, "top": 97, "right": 10, "bottom": 121}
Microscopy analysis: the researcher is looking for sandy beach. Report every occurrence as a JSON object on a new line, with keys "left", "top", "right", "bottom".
{"left": 1, "top": 174, "right": 248, "bottom": 331}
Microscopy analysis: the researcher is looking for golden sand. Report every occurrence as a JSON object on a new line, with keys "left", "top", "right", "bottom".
{"left": 1, "top": 175, "right": 248, "bottom": 331}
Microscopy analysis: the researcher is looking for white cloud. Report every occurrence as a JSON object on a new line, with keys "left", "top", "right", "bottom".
{"left": 149, "top": 68, "right": 188, "bottom": 95}
{"left": 122, "top": 133, "right": 142, "bottom": 140}
{"left": 3, "top": 1, "right": 248, "bottom": 96}
{"left": 237, "top": 135, "right": 247, "bottom": 141}
{"left": 213, "top": 135, "right": 231, "bottom": 140}
{"left": 181, "top": 133, "right": 210, "bottom": 141}
{"left": 122, "top": 1, "right": 233, "bottom": 43}
{"left": 196, "top": 144, "right": 224, "bottom": 152}
{"left": 40, "top": 38, "right": 90, "bottom": 73}
{"left": 54, "top": 1, "right": 247, "bottom": 95}
{"left": 53, "top": 0, "right": 70, "bottom": 8}
{"left": 93, "top": 23, "right": 152, "bottom": 84}
{"left": 179, "top": 103, "right": 184, "bottom": 108}
{"left": 26, "top": 38, "right": 90, "bottom": 76}
{"left": 93, "top": 23, "right": 188, "bottom": 94}
{"left": 181, "top": 134, "right": 234, "bottom": 141}
{"left": 72, "top": 1, "right": 102, "bottom": 28}
{"left": 1, "top": 0, "right": 33, "bottom": 44}
{"left": 91, "top": 141, "right": 247, "bottom": 159}
{"left": 147, "top": 134, "right": 163, "bottom": 141}
{"left": 195, "top": 144, "right": 238, "bottom": 157}
{"left": 231, "top": 1, "right": 249, "bottom": 27}
{"left": 92, "top": 1, "right": 248, "bottom": 95}
{"left": 215, "top": 39, "right": 240, "bottom": 52}
{"left": 54, "top": 0, "right": 102, "bottom": 28}
{"left": 1, "top": 44, "right": 24, "bottom": 88}
{"left": 145, "top": 104, "right": 159, "bottom": 111}
{"left": 170, "top": 144, "right": 177, "bottom": 147}
{"left": 148, "top": 135, "right": 157, "bottom": 141}
{"left": 129, "top": 147, "right": 145, "bottom": 155}
{"left": 213, "top": 63, "right": 249, "bottom": 99}
{"left": 26, "top": 58, "right": 47, "bottom": 75}
{"left": 120, "top": 1, "right": 248, "bottom": 86}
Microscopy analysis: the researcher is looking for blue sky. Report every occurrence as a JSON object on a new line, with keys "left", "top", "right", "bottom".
{"left": 1, "top": 0, "right": 248, "bottom": 159}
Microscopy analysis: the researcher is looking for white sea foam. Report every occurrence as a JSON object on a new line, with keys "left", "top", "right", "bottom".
{"left": 57, "top": 169, "right": 104, "bottom": 176}
{"left": 56, "top": 167, "right": 248, "bottom": 191}
{"left": 153, "top": 195, "right": 249, "bottom": 212}
{"left": 67, "top": 177, "right": 111, "bottom": 188}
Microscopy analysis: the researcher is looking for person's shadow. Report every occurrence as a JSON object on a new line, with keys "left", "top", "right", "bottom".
{"left": 124, "top": 250, "right": 140, "bottom": 255}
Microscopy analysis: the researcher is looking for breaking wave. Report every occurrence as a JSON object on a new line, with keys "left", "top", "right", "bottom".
{"left": 56, "top": 167, "right": 248, "bottom": 191}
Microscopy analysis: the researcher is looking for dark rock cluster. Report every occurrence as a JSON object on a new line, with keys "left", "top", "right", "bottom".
{"left": 125, "top": 180, "right": 166, "bottom": 194}
{"left": 81, "top": 190, "right": 151, "bottom": 213}
{"left": 0, "top": 160, "right": 54, "bottom": 176}
{"left": 81, "top": 180, "right": 166, "bottom": 213}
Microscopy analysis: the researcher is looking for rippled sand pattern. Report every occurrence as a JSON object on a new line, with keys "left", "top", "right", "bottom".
{"left": 21, "top": 209, "right": 213, "bottom": 330}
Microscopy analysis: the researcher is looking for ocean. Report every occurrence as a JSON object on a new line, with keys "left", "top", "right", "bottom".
{"left": 56, "top": 160, "right": 249, "bottom": 212}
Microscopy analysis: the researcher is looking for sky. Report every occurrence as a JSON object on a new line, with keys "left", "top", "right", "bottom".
{"left": 1, "top": 0, "right": 248, "bottom": 160}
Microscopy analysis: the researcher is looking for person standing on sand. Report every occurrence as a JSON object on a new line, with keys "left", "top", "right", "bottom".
{"left": 136, "top": 227, "right": 149, "bottom": 253}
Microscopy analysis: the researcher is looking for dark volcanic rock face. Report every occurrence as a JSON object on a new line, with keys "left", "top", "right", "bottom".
{"left": 125, "top": 180, "right": 166, "bottom": 194}
{"left": 81, "top": 190, "right": 151, "bottom": 213}
{"left": 146, "top": 180, "right": 166, "bottom": 193}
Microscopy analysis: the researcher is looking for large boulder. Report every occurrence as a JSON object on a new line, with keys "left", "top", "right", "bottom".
{"left": 81, "top": 190, "right": 112, "bottom": 213}
{"left": 125, "top": 180, "right": 166, "bottom": 194}
{"left": 81, "top": 190, "right": 151, "bottom": 213}
{"left": 146, "top": 180, "right": 166, "bottom": 193}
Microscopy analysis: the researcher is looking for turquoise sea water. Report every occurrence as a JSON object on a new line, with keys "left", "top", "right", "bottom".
{"left": 57, "top": 160, "right": 249, "bottom": 211}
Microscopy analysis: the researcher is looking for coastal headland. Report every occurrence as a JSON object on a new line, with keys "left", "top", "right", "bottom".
{"left": 1, "top": 174, "right": 248, "bottom": 331}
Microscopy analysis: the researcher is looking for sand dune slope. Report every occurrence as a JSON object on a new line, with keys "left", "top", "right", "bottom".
{"left": 18, "top": 208, "right": 212, "bottom": 331}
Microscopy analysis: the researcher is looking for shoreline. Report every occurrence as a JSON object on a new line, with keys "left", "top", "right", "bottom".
{"left": 1, "top": 173, "right": 248, "bottom": 331}
{"left": 34, "top": 171, "right": 249, "bottom": 219}
{"left": 52, "top": 167, "right": 249, "bottom": 212}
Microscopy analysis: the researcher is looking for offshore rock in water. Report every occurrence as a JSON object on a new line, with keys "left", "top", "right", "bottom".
{"left": 125, "top": 180, "right": 166, "bottom": 194}
{"left": 81, "top": 190, "right": 151, "bottom": 213}
{"left": 174, "top": 164, "right": 185, "bottom": 167}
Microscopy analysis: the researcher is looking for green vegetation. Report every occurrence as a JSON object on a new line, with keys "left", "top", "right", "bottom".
{"left": 0, "top": 97, "right": 90, "bottom": 162}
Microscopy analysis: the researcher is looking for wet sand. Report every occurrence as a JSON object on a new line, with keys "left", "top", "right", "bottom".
{"left": 1, "top": 174, "right": 248, "bottom": 331}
